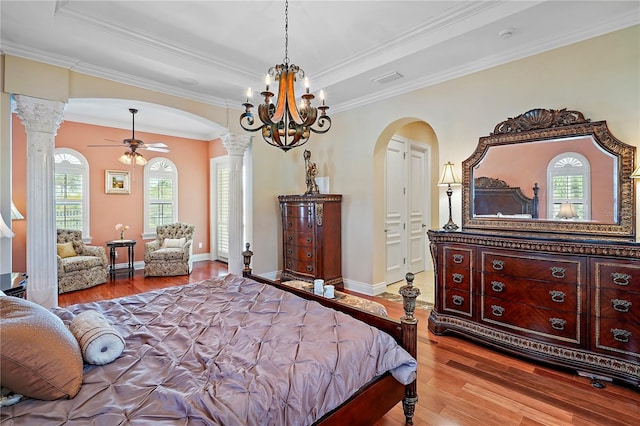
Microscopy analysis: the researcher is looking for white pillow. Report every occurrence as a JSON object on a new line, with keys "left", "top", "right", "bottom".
{"left": 162, "top": 237, "right": 186, "bottom": 248}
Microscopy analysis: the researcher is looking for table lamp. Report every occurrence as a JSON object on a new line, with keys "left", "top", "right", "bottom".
{"left": 438, "top": 161, "right": 461, "bottom": 231}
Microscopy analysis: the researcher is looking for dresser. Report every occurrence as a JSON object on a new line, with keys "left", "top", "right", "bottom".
{"left": 278, "top": 194, "right": 343, "bottom": 289}
{"left": 428, "top": 230, "right": 640, "bottom": 387}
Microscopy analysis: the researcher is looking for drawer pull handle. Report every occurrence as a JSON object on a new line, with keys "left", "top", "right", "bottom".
{"left": 491, "top": 305, "right": 504, "bottom": 317}
{"left": 306, "top": 237, "right": 312, "bottom": 243}
{"left": 306, "top": 252, "right": 312, "bottom": 258}
{"left": 550, "top": 318, "right": 567, "bottom": 331}
{"left": 550, "top": 267, "right": 566, "bottom": 279}
{"left": 611, "top": 328, "right": 631, "bottom": 343}
{"left": 287, "top": 262, "right": 293, "bottom": 268}
{"left": 491, "top": 281, "right": 505, "bottom": 293}
{"left": 611, "top": 299, "right": 632, "bottom": 313}
{"left": 287, "top": 235, "right": 293, "bottom": 241}
{"left": 611, "top": 273, "right": 631, "bottom": 287}
{"left": 549, "top": 290, "right": 566, "bottom": 303}
{"left": 492, "top": 260, "right": 504, "bottom": 271}
{"left": 452, "top": 254, "right": 464, "bottom": 264}
{"left": 452, "top": 295, "right": 464, "bottom": 306}
{"left": 287, "top": 249, "right": 292, "bottom": 255}
{"left": 306, "top": 265, "right": 313, "bottom": 272}
{"left": 287, "top": 222, "right": 293, "bottom": 228}
{"left": 307, "top": 223, "right": 313, "bottom": 228}
{"left": 452, "top": 273, "right": 464, "bottom": 284}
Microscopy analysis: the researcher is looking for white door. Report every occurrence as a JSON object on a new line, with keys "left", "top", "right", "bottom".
{"left": 385, "top": 136, "right": 430, "bottom": 285}
{"left": 385, "top": 138, "right": 406, "bottom": 284}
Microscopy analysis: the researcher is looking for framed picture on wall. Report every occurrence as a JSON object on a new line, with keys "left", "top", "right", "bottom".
{"left": 105, "top": 170, "right": 130, "bottom": 194}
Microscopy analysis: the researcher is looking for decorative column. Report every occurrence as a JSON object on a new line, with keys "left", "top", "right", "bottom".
{"left": 15, "top": 95, "right": 65, "bottom": 308}
{"left": 221, "top": 133, "right": 251, "bottom": 276}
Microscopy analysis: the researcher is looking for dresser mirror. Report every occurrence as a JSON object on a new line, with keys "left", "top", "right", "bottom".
{"left": 462, "top": 108, "right": 637, "bottom": 239}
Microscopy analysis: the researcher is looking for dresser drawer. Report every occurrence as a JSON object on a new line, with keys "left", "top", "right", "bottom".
{"left": 481, "top": 272, "right": 580, "bottom": 314}
{"left": 284, "top": 232, "right": 314, "bottom": 247}
{"left": 282, "top": 204, "right": 313, "bottom": 218}
{"left": 442, "top": 287, "right": 472, "bottom": 316}
{"left": 482, "top": 296, "right": 580, "bottom": 344}
{"left": 284, "top": 245, "right": 315, "bottom": 262}
{"left": 283, "top": 216, "right": 314, "bottom": 232}
{"left": 443, "top": 247, "right": 472, "bottom": 269}
{"left": 593, "top": 260, "right": 640, "bottom": 290}
{"left": 481, "top": 251, "right": 581, "bottom": 284}
{"left": 442, "top": 265, "right": 472, "bottom": 291}
{"left": 593, "top": 318, "right": 640, "bottom": 359}
{"left": 595, "top": 287, "right": 640, "bottom": 323}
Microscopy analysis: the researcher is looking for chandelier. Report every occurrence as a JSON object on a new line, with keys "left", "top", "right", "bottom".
{"left": 239, "top": 0, "right": 331, "bottom": 152}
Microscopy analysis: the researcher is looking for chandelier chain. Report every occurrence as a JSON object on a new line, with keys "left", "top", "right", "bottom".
{"left": 284, "top": 0, "right": 289, "bottom": 64}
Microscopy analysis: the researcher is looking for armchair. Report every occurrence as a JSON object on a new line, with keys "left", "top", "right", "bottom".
{"left": 57, "top": 229, "right": 108, "bottom": 294}
{"left": 144, "top": 222, "right": 195, "bottom": 277}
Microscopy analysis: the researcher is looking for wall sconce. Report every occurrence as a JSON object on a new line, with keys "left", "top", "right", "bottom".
{"left": 556, "top": 202, "right": 578, "bottom": 220}
{"left": 438, "top": 161, "right": 461, "bottom": 231}
{"left": 0, "top": 213, "right": 15, "bottom": 238}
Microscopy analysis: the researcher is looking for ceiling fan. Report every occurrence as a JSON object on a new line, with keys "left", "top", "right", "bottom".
{"left": 88, "top": 108, "right": 171, "bottom": 166}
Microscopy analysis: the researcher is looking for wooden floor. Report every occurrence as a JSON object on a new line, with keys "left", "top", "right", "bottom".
{"left": 59, "top": 261, "right": 640, "bottom": 426}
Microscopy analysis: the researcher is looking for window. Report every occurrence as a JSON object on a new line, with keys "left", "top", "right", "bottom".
{"left": 547, "top": 152, "right": 591, "bottom": 220}
{"left": 144, "top": 158, "right": 178, "bottom": 235}
{"left": 54, "top": 149, "right": 90, "bottom": 237}
{"left": 215, "top": 161, "right": 230, "bottom": 260}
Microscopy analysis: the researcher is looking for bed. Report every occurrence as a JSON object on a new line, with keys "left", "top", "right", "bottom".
{"left": 0, "top": 248, "right": 419, "bottom": 425}
{"left": 473, "top": 176, "right": 539, "bottom": 218}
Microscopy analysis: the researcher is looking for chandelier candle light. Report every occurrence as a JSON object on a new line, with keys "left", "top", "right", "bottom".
{"left": 115, "top": 224, "right": 129, "bottom": 240}
{"left": 240, "top": 0, "right": 331, "bottom": 152}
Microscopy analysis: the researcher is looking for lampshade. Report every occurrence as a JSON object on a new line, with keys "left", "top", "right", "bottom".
{"left": 119, "top": 151, "right": 147, "bottom": 166}
{"left": 631, "top": 164, "right": 640, "bottom": 179}
{"left": 11, "top": 201, "right": 24, "bottom": 220}
{"left": 438, "top": 162, "right": 461, "bottom": 186}
{"left": 557, "top": 202, "right": 578, "bottom": 219}
{"left": 0, "top": 213, "right": 15, "bottom": 238}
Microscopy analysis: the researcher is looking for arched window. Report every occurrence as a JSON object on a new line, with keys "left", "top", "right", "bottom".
{"left": 54, "top": 148, "right": 90, "bottom": 237}
{"left": 144, "top": 157, "right": 178, "bottom": 236}
{"left": 547, "top": 152, "right": 591, "bottom": 220}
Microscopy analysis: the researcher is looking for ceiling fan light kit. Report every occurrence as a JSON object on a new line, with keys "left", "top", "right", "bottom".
{"left": 239, "top": 0, "right": 331, "bottom": 152}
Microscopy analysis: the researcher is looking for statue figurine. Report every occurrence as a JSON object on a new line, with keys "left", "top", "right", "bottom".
{"left": 304, "top": 150, "right": 319, "bottom": 195}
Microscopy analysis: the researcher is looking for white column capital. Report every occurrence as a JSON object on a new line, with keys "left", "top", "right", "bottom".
{"left": 221, "top": 133, "right": 251, "bottom": 156}
{"left": 14, "top": 95, "right": 65, "bottom": 135}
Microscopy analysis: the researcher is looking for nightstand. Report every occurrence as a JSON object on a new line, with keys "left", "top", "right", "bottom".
{"left": 0, "top": 272, "right": 28, "bottom": 298}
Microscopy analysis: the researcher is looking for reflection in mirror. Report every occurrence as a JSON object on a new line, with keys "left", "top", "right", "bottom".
{"left": 462, "top": 108, "right": 636, "bottom": 239}
{"left": 472, "top": 136, "right": 617, "bottom": 223}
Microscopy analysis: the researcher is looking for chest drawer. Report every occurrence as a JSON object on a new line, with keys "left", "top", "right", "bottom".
{"left": 482, "top": 296, "right": 580, "bottom": 344}
{"left": 284, "top": 257, "right": 315, "bottom": 275}
{"left": 284, "top": 232, "right": 314, "bottom": 247}
{"left": 442, "top": 265, "right": 472, "bottom": 291}
{"left": 592, "top": 260, "right": 640, "bottom": 290}
{"left": 282, "top": 204, "right": 313, "bottom": 218}
{"left": 481, "top": 251, "right": 582, "bottom": 284}
{"left": 284, "top": 245, "right": 315, "bottom": 262}
{"left": 443, "top": 287, "right": 472, "bottom": 316}
{"left": 283, "top": 216, "right": 314, "bottom": 233}
{"left": 481, "top": 272, "right": 580, "bottom": 313}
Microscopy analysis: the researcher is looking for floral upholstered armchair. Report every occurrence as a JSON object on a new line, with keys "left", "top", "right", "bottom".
{"left": 57, "top": 229, "right": 108, "bottom": 294}
{"left": 144, "top": 222, "right": 196, "bottom": 277}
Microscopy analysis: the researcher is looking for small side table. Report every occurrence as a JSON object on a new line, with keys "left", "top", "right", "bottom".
{"left": 0, "top": 272, "right": 28, "bottom": 298}
{"left": 106, "top": 239, "right": 137, "bottom": 279}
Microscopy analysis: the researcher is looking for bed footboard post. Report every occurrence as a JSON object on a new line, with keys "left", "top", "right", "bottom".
{"left": 242, "top": 243, "right": 254, "bottom": 277}
{"left": 399, "top": 272, "right": 420, "bottom": 425}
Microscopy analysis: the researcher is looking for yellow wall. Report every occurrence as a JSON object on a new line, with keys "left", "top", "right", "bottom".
{"left": 2, "top": 25, "right": 638, "bottom": 291}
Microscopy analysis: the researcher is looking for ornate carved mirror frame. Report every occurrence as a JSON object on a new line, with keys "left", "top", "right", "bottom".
{"left": 462, "top": 108, "right": 637, "bottom": 239}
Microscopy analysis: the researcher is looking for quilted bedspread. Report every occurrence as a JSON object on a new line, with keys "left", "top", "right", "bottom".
{"left": 2, "top": 274, "right": 417, "bottom": 425}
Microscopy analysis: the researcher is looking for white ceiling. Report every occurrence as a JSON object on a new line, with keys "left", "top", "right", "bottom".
{"left": 2, "top": 1, "right": 638, "bottom": 140}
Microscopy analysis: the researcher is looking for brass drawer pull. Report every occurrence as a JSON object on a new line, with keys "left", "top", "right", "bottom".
{"left": 611, "top": 299, "right": 632, "bottom": 313}
{"left": 550, "top": 318, "right": 567, "bottom": 331}
{"left": 306, "top": 265, "right": 313, "bottom": 272}
{"left": 611, "top": 328, "right": 631, "bottom": 343}
{"left": 452, "top": 273, "right": 464, "bottom": 284}
{"left": 491, "top": 281, "right": 505, "bottom": 293}
{"left": 306, "top": 252, "right": 312, "bottom": 258}
{"left": 452, "top": 254, "right": 464, "bottom": 264}
{"left": 287, "top": 248, "right": 292, "bottom": 255}
{"left": 492, "top": 260, "right": 504, "bottom": 271}
{"left": 306, "top": 237, "right": 312, "bottom": 243}
{"left": 550, "top": 267, "right": 566, "bottom": 279}
{"left": 287, "top": 221, "right": 293, "bottom": 228}
{"left": 452, "top": 295, "right": 464, "bottom": 306}
{"left": 491, "top": 305, "right": 504, "bottom": 317}
{"left": 611, "top": 273, "right": 631, "bottom": 286}
{"left": 549, "top": 290, "right": 566, "bottom": 303}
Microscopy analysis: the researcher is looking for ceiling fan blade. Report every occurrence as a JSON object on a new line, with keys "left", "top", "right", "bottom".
{"left": 141, "top": 146, "right": 171, "bottom": 153}
{"left": 145, "top": 142, "right": 169, "bottom": 148}
{"left": 87, "top": 144, "right": 123, "bottom": 148}
{"left": 104, "top": 138, "right": 124, "bottom": 143}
